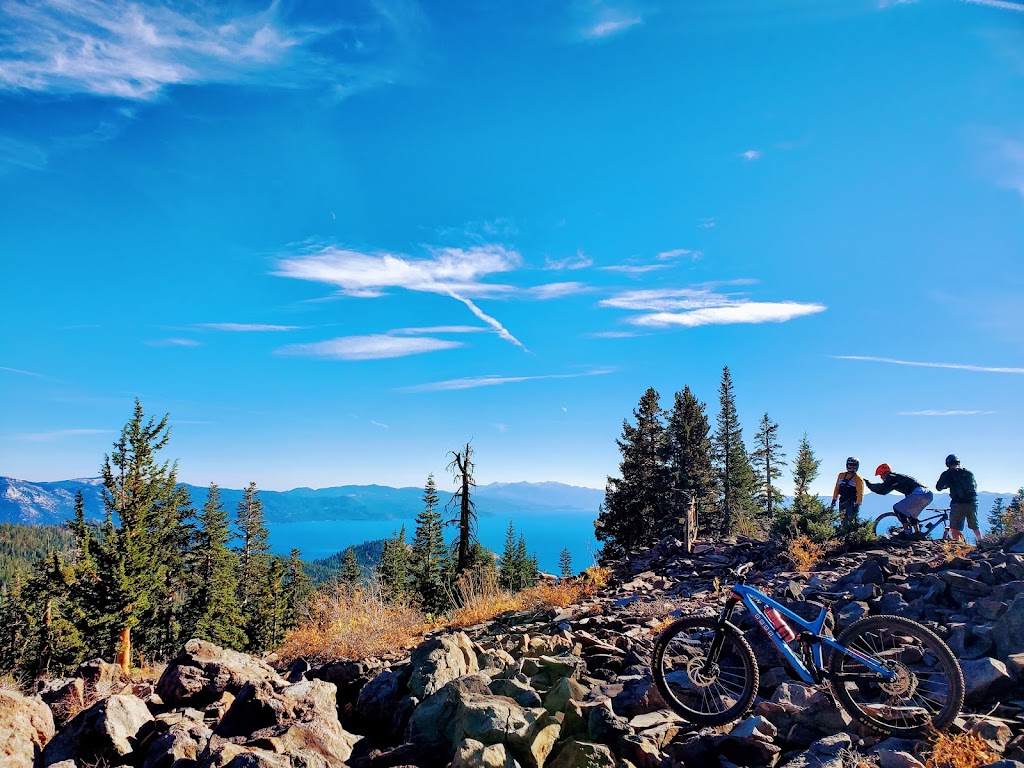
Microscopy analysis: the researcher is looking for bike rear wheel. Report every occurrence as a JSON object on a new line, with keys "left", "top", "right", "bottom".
{"left": 652, "top": 616, "right": 758, "bottom": 726}
{"left": 827, "top": 614, "right": 964, "bottom": 736}
{"left": 873, "top": 512, "right": 905, "bottom": 538}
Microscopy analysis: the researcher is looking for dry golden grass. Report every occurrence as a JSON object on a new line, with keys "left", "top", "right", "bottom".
{"left": 925, "top": 732, "right": 999, "bottom": 768}
{"left": 784, "top": 534, "right": 831, "bottom": 572}
{"left": 581, "top": 565, "right": 611, "bottom": 588}
{"left": 935, "top": 539, "right": 973, "bottom": 563}
{"left": 277, "top": 582, "right": 433, "bottom": 664}
{"left": 447, "top": 568, "right": 527, "bottom": 626}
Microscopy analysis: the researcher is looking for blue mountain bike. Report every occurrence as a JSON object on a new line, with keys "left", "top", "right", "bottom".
{"left": 652, "top": 563, "right": 964, "bottom": 736}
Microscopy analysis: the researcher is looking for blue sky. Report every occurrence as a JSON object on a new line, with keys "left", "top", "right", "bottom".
{"left": 1, "top": 0, "right": 1022, "bottom": 496}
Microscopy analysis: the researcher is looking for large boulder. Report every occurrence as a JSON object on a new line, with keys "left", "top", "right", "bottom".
{"left": 211, "top": 679, "right": 360, "bottom": 764}
{"left": 451, "top": 738, "right": 519, "bottom": 768}
{"left": 36, "top": 678, "right": 85, "bottom": 728}
{"left": 0, "top": 688, "right": 56, "bottom": 768}
{"left": 156, "top": 640, "right": 286, "bottom": 708}
{"left": 961, "top": 657, "right": 1015, "bottom": 704}
{"left": 547, "top": 739, "right": 616, "bottom": 768}
{"left": 408, "top": 632, "right": 479, "bottom": 699}
{"left": 993, "top": 596, "right": 1024, "bottom": 661}
{"left": 142, "top": 721, "right": 213, "bottom": 768}
{"left": 407, "top": 675, "right": 559, "bottom": 768}
{"left": 43, "top": 694, "right": 152, "bottom": 766}
{"left": 353, "top": 663, "right": 417, "bottom": 743}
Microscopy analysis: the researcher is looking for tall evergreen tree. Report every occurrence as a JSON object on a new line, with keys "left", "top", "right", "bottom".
{"left": 235, "top": 482, "right": 275, "bottom": 651}
{"left": 97, "top": 399, "right": 177, "bottom": 672}
{"left": 712, "top": 368, "right": 756, "bottom": 537}
{"left": 665, "top": 386, "right": 716, "bottom": 538}
{"left": 772, "top": 433, "right": 835, "bottom": 542}
{"left": 281, "top": 549, "right": 312, "bottom": 631}
{"left": 410, "top": 475, "right": 448, "bottom": 614}
{"left": 379, "top": 526, "right": 410, "bottom": 602}
{"left": 340, "top": 547, "right": 362, "bottom": 585}
{"left": 447, "top": 442, "right": 478, "bottom": 574}
{"left": 1005, "top": 488, "right": 1024, "bottom": 536}
{"left": 987, "top": 497, "right": 1006, "bottom": 538}
{"left": 596, "top": 387, "right": 668, "bottom": 560}
{"left": 499, "top": 521, "right": 521, "bottom": 591}
{"left": 750, "top": 412, "right": 786, "bottom": 531}
{"left": 559, "top": 548, "right": 573, "bottom": 579}
{"left": 191, "top": 484, "right": 246, "bottom": 649}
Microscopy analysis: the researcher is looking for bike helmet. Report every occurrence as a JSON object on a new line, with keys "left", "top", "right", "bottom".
{"left": 945, "top": 454, "right": 960, "bottom": 467}
{"left": 846, "top": 457, "right": 860, "bottom": 469}
{"left": 875, "top": 463, "right": 891, "bottom": 476}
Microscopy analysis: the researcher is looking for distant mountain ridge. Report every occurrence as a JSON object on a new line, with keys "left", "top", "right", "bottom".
{"left": 0, "top": 476, "right": 606, "bottom": 527}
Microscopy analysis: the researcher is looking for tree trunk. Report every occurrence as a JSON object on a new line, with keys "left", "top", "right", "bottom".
{"left": 683, "top": 494, "right": 697, "bottom": 554}
{"left": 116, "top": 625, "right": 132, "bottom": 674}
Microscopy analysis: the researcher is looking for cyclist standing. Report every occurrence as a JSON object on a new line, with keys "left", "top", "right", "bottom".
{"left": 830, "top": 457, "right": 864, "bottom": 532}
{"left": 936, "top": 454, "right": 981, "bottom": 544}
{"left": 865, "top": 464, "right": 934, "bottom": 535}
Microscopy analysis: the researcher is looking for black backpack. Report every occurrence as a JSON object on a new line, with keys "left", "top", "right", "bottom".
{"left": 948, "top": 468, "right": 976, "bottom": 502}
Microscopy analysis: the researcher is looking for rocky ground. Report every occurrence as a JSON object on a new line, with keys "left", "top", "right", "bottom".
{"left": 4, "top": 531, "right": 1024, "bottom": 768}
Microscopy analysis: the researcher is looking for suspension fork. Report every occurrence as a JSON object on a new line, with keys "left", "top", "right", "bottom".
{"left": 704, "top": 594, "right": 741, "bottom": 669}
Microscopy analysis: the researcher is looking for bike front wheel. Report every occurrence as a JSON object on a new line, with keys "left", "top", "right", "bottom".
{"left": 872, "top": 512, "right": 904, "bottom": 539}
{"left": 652, "top": 616, "right": 758, "bottom": 726}
{"left": 827, "top": 614, "right": 964, "bottom": 737}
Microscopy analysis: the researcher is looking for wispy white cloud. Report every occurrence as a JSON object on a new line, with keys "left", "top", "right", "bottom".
{"left": 391, "top": 325, "right": 490, "bottom": 335}
{"left": 998, "top": 138, "right": 1024, "bottom": 198}
{"left": 0, "top": 134, "right": 48, "bottom": 171}
{"left": 588, "top": 330, "right": 647, "bottom": 338}
{"left": 276, "top": 334, "right": 463, "bottom": 361}
{"left": 632, "top": 302, "right": 826, "bottom": 328}
{"left": 275, "top": 244, "right": 520, "bottom": 298}
{"left": 527, "top": 282, "right": 591, "bottom": 300}
{"left": 598, "top": 263, "right": 671, "bottom": 274}
{"left": 964, "top": 0, "right": 1024, "bottom": 10}
{"left": 602, "top": 287, "right": 825, "bottom": 328}
{"left": 835, "top": 356, "right": 1024, "bottom": 374}
{"left": 146, "top": 337, "right": 201, "bottom": 347}
{"left": 0, "top": 0, "right": 418, "bottom": 100}
{"left": 0, "top": 365, "right": 44, "bottom": 377}
{"left": 574, "top": 1, "right": 643, "bottom": 40}
{"left": 544, "top": 251, "right": 593, "bottom": 270}
{"left": 13, "top": 428, "right": 112, "bottom": 442}
{"left": 370, "top": 420, "right": 389, "bottom": 429}
{"left": 698, "top": 217, "right": 717, "bottom": 229}
{"left": 656, "top": 248, "right": 699, "bottom": 261}
{"left": 196, "top": 323, "right": 300, "bottom": 332}
{"left": 402, "top": 368, "right": 614, "bottom": 392}
{"left": 275, "top": 244, "right": 527, "bottom": 349}
{"left": 897, "top": 410, "right": 997, "bottom": 416}
{"left": 740, "top": 149, "right": 762, "bottom": 161}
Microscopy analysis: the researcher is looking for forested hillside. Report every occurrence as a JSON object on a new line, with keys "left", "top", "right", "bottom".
{"left": 0, "top": 522, "right": 74, "bottom": 587}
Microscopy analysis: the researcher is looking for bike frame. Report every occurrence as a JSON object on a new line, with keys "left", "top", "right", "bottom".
{"left": 718, "top": 584, "right": 897, "bottom": 686}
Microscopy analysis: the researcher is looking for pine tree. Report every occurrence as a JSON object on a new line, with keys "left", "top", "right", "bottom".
{"left": 712, "top": 368, "right": 756, "bottom": 537}
{"left": 340, "top": 547, "right": 362, "bottom": 585}
{"left": 96, "top": 399, "right": 178, "bottom": 672}
{"left": 596, "top": 387, "right": 668, "bottom": 560}
{"left": 559, "top": 548, "right": 573, "bottom": 579}
{"left": 665, "top": 386, "right": 716, "bottom": 538}
{"left": 446, "top": 442, "right": 478, "bottom": 574}
{"left": 1005, "top": 488, "right": 1024, "bottom": 536}
{"left": 281, "top": 549, "right": 312, "bottom": 631}
{"left": 191, "top": 484, "right": 246, "bottom": 649}
{"left": 499, "top": 521, "right": 520, "bottom": 590}
{"left": 379, "top": 526, "right": 410, "bottom": 602}
{"left": 750, "top": 412, "right": 786, "bottom": 532}
{"left": 773, "top": 433, "right": 835, "bottom": 542}
{"left": 987, "top": 497, "right": 1006, "bottom": 538}
{"left": 410, "top": 474, "right": 448, "bottom": 614}
{"left": 235, "top": 482, "right": 275, "bottom": 651}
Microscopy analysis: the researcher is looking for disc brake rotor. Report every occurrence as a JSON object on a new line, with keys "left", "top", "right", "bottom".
{"left": 687, "top": 657, "right": 719, "bottom": 688}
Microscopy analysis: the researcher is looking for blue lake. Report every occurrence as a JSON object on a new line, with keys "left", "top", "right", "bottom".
{"left": 267, "top": 511, "right": 602, "bottom": 575}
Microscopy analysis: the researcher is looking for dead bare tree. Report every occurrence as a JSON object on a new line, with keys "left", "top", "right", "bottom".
{"left": 446, "top": 441, "right": 477, "bottom": 574}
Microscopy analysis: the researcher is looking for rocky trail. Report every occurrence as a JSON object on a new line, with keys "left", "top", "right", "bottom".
{"left": 4, "top": 532, "right": 1024, "bottom": 768}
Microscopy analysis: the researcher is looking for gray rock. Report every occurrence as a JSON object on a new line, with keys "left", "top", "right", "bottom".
{"left": 0, "top": 688, "right": 55, "bottom": 768}
{"left": 961, "top": 657, "right": 1015, "bottom": 703}
{"left": 142, "top": 722, "right": 212, "bottom": 768}
{"left": 542, "top": 677, "right": 587, "bottom": 714}
{"left": 408, "top": 632, "right": 479, "bottom": 700}
{"left": 353, "top": 663, "right": 417, "bottom": 742}
{"left": 993, "top": 597, "right": 1024, "bottom": 661}
{"left": 610, "top": 673, "right": 667, "bottom": 718}
{"left": 967, "top": 717, "right": 1014, "bottom": 753}
{"left": 547, "top": 739, "right": 616, "bottom": 768}
{"left": 451, "top": 738, "right": 519, "bottom": 768}
{"left": 155, "top": 639, "right": 286, "bottom": 708}
{"left": 43, "top": 694, "right": 152, "bottom": 766}
{"left": 877, "top": 750, "right": 926, "bottom": 768}
{"left": 211, "top": 679, "right": 360, "bottom": 765}
{"left": 35, "top": 678, "right": 85, "bottom": 729}
{"left": 490, "top": 675, "right": 543, "bottom": 709}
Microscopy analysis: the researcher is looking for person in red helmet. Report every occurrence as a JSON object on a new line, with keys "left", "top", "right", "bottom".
{"left": 865, "top": 464, "right": 934, "bottom": 535}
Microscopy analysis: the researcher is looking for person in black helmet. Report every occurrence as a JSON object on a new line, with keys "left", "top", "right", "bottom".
{"left": 936, "top": 454, "right": 980, "bottom": 544}
{"left": 830, "top": 457, "right": 864, "bottom": 532}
